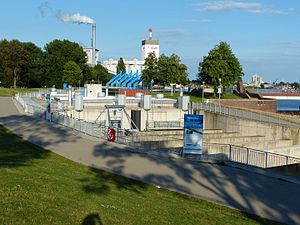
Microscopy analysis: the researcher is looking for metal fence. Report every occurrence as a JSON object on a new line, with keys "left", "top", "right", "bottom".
{"left": 14, "top": 93, "right": 300, "bottom": 169}
{"left": 192, "top": 102, "right": 300, "bottom": 129}
{"left": 201, "top": 143, "right": 300, "bottom": 168}
{"left": 147, "top": 121, "right": 183, "bottom": 130}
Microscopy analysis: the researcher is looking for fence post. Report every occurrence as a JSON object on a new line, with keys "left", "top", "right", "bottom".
{"left": 265, "top": 152, "right": 268, "bottom": 168}
{"left": 229, "top": 144, "right": 232, "bottom": 161}
{"left": 246, "top": 148, "right": 249, "bottom": 165}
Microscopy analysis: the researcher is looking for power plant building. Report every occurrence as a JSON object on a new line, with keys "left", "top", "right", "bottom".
{"left": 83, "top": 48, "right": 99, "bottom": 66}
{"left": 141, "top": 28, "right": 159, "bottom": 60}
{"left": 102, "top": 28, "right": 159, "bottom": 74}
{"left": 103, "top": 58, "right": 144, "bottom": 74}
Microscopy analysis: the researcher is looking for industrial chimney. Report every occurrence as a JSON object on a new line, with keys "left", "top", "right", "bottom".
{"left": 92, "top": 22, "right": 96, "bottom": 66}
{"left": 149, "top": 27, "right": 152, "bottom": 40}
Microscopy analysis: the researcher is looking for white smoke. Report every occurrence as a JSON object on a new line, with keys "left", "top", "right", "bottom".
{"left": 56, "top": 11, "right": 95, "bottom": 24}
{"left": 39, "top": 2, "right": 94, "bottom": 24}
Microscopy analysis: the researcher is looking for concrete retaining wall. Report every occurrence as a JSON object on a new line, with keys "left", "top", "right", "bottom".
{"left": 203, "top": 111, "right": 300, "bottom": 145}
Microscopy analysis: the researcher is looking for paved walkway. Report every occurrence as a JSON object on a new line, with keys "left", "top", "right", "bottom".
{"left": 1, "top": 96, "right": 300, "bottom": 224}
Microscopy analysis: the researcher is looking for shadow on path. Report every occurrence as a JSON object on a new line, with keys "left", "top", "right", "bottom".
{"left": 89, "top": 143, "right": 300, "bottom": 225}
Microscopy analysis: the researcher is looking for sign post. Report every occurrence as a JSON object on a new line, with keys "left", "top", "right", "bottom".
{"left": 183, "top": 114, "right": 203, "bottom": 155}
{"left": 46, "top": 93, "right": 51, "bottom": 122}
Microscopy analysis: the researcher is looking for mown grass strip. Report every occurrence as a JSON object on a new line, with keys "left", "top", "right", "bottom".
{"left": 0, "top": 125, "right": 282, "bottom": 225}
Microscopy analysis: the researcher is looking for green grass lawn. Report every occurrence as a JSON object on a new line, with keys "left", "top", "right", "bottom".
{"left": 0, "top": 125, "right": 281, "bottom": 225}
{"left": 0, "top": 88, "right": 45, "bottom": 97}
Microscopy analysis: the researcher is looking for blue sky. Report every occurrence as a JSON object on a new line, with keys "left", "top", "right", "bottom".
{"left": 1, "top": 0, "right": 299, "bottom": 83}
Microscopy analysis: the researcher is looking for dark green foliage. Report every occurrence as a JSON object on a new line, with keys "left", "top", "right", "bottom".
{"left": 43, "top": 39, "right": 87, "bottom": 88}
{"left": 142, "top": 53, "right": 188, "bottom": 86}
{"left": 0, "top": 40, "right": 30, "bottom": 88}
{"left": 291, "top": 82, "right": 300, "bottom": 90}
{"left": 157, "top": 54, "right": 188, "bottom": 85}
{"left": 116, "top": 57, "right": 126, "bottom": 74}
{"left": 62, "top": 61, "right": 83, "bottom": 86}
{"left": 198, "top": 41, "right": 243, "bottom": 94}
{"left": 82, "top": 64, "right": 97, "bottom": 84}
{"left": 142, "top": 52, "right": 158, "bottom": 87}
{"left": 93, "top": 64, "right": 113, "bottom": 85}
{"left": 20, "top": 42, "right": 44, "bottom": 88}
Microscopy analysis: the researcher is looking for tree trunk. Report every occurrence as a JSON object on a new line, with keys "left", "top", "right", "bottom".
{"left": 13, "top": 68, "right": 18, "bottom": 89}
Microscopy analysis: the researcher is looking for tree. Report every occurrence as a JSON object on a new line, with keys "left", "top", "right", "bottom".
{"left": 94, "top": 64, "right": 113, "bottom": 85}
{"left": 116, "top": 57, "right": 126, "bottom": 74}
{"left": 198, "top": 41, "right": 243, "bottom": 94}
{"left": 0, "top": 41, "right": 30, "bottom": 88}
{"left": 291, "top": 82, "right": 300, "bottom": 90}
{"left": 157, "top": 54, "right": 188, "bottom": 85}
{"left": 62, "top": 61, "right": 83, "bottom": 86}
{"left": 43, "top": 39, "right": 87, "bottom": 88}
{"left": 20, "top": 42, "right": 44, "bottom": 88}
{"left": 142, "top": 52, "right": 158, "bottom": 87}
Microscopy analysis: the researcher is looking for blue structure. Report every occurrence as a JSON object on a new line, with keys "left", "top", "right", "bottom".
{"left": 121, "top": 71, "right": 134, "bottom": 87}
{"left": 106, "top": 71, "right": 143, "bottom": 88}
{"left": 106, "top": 71, "right": 123, "bottom": 87}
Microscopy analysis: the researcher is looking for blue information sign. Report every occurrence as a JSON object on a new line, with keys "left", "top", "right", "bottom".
{"left": 183, "top": 114, "right": 203, "bottom": 154}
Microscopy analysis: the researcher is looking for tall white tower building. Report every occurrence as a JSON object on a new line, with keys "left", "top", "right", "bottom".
{"left": 141, "top": 28, "right": 160, "bottom": 60}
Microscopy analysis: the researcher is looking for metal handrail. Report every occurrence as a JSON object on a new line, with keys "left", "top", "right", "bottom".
{"left": 192, "top": 102, "right": 300, "bottom": 129}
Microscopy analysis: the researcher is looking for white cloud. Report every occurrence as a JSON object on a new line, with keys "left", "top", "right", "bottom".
{"left": 156, "top": 29, "right": 190, "bottom": 37}
{"left": 195, "top": 1, "right": 294, "bottom": 15}
{"left": 196, "top": 1, "right": 261, "bottom": 11}
{"left": 184, "top": 19, "right": 211, "bottom": 23}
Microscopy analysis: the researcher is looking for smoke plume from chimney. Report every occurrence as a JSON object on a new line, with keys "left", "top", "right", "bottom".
{"left": 56, "top": 11, "right": 94, "bottom": 24}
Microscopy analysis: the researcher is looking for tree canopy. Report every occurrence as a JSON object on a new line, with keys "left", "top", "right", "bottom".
{"left": 142, "top": 52, "right": 158, "bottom": 87}
{"left": 142, "top": 53, "right": 188, "bottom": 87}
{"left": 116, "top": 57, "right": 126, "bottom": 74}
{"left": 43, "top": 39, "right": 87, "bottom": 88}
{"left": 0, "top": 40, "right": 30, "bottom": 88}
{"left": 157, "top": 54, "right": 188, "bottom": 85}
{"left": 93, "top": 64, "right": 113, "bottom": 85}
{"left": 20, "top": 42, "right": 44, "bottom": 88}
{"left": 198, "top": 41, "right": 243, "bottom": 94}
{"left": 62, "top": 61, "right": 83, "bottom": 86}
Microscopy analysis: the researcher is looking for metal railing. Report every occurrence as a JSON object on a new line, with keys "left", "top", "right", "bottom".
{"left": 192, "top": 102, "right": 300, "bottom": 128}
{"left": 147, "top": 121, "right": 183, "bottom": 130}
{"left": 14, "top": 93, "right": 300, "bottom": 169}
{"left": 201, "top": 143, "right": 300, "bottom": 168}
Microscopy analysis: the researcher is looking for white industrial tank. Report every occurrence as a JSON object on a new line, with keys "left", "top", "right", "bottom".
{"left": 142, "top": 95, "right": 152, "bottom": 110}
{"left": 75, "top": 93, "right": 83, "bottom": 112}
{"left": 178, "top": 96, "right": 190, "bottom": 111}
{"left": 117, "top": 94, "right": 126, "bottom": 106}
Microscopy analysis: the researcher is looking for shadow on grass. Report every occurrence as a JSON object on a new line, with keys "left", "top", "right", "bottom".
{"left": 81, "top": 213, "right": 104, "bottom": 225}
{"left": 89, "top": 142, "right": 299, "bottom": 225}
{"left": 0, "top": 98, "right": 293, "bottom": 224}
{"left": 0, "top": 124, "right": 49, "bottom": 167}
{"left": 80, "top": 167, "right": 148, "bottom": 195}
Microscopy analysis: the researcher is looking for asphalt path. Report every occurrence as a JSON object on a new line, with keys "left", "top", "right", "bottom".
{"left": 1, "top": 96, "right": 300, "bottom": 224}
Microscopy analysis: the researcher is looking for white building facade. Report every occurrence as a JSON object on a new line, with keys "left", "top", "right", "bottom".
{"left": 83, "top": 48, "right": 99, "bottom": 66}
{"left": 251, "top": 74, "right": 264, "bottom": 87}
{"left": 102, "top": 58, "right": 144, "bottom": 74}
{"left": 102, "top": 28, "right": 160, "bottom": 74}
